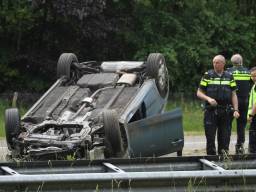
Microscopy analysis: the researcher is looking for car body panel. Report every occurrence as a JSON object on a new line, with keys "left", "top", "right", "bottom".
{"left": 119, "top": 80, "right": 165, "bottom": 124}
{"left": 127, "top": 108, "right": 184, "bottom": 157}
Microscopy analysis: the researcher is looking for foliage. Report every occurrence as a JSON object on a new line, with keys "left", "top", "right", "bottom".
{"left": 0, "top": 0, "right": 255, "bottom": 92}
{"left": 130, "top": 0, "right": 256, "bottom": 92}
{"left": 0, "top": 99, "right": 9, "bottom": 137}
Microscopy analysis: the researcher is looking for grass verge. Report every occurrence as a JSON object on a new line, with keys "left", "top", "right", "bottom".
{"left": 166, "top": 100, "right": 204, "bottom": 133}
{"left": 0, "top": 98, "right": 10, "bottom": 137}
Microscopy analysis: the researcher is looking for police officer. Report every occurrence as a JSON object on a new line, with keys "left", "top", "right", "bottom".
{"left": 247, "top": 67, "right": 256, "bottom": 153}
{"left": 197, "top": 55, "right": 240, "bottom": 155}
{"left": 227, "top": 54, "right": 251, "bottom": 154}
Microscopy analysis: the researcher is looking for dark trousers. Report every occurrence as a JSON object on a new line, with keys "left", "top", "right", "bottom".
{"left": 204, "top": 109, "right": 231, "bottom": 155}
{"left": 231, "top": 97, "right": 248, "bottom": 146}
{"left": 249, "top": 116, "right": 256, "bottom": 153}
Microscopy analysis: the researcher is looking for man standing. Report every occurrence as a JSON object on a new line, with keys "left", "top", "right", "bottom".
{"left": 247, "top": 67, "right": 256, "bottom": 153}
{"left": 227, "top": 54, "right": 251, "bottom": 154}
{"left": 197, "top": 55, "right": 240, "bottom": 155}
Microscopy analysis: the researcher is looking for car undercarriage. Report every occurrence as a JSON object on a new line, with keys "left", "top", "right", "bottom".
{"left": 5, "top": 53, "right": 183, "bottom": 161}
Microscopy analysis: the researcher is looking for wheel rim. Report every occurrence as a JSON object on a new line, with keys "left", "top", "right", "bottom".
{"left": 157, "top": 59, "right": 167, "bottom": 90}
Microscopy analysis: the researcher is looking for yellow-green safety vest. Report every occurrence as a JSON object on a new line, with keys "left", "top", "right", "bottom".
{"left": 248, "top": 84, "right": 256, "bottom": 117}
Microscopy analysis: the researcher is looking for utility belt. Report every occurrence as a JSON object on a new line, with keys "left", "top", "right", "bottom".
{"left": 204, "top": 104, "right": 234, "bottom": 115}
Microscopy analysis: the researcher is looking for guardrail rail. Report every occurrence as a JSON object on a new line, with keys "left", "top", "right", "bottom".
{"left": 0, "top": 155, "right": 256, "bottom": 191}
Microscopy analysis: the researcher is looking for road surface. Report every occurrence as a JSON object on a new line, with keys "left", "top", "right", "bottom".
{"left": 181, "top": 133, "right": 249, "bottom": 156}
{"left": 0, "top": 133, "right": 249, "bottom": 160}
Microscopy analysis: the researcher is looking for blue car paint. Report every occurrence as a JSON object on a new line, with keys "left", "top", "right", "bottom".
{"left": 127, "top": 108, "right": 184, "bottom": 157}
{"left": 119, "top": 79, "right": 166, "bottom": 124}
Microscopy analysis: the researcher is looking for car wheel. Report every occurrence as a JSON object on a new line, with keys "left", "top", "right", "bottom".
{"left": 5, "top": 108, "right": 20, "bottom": 150}
{"left": 57, "top": 53, "right": 78, "bottom": 80}
{"left": 103, "top": 110, "right": 123, "bottom": 157}
{"left": 146, "top": 53, "right": 169, "bottom": 97}
{"left": 177, "top": 150, "right": 182, "bottom": 157}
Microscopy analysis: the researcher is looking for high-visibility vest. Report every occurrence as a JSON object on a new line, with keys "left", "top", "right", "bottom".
{"left": 248, "top": 84, "right": 256, "bottom": 117}
{"left": 227, "top": 66, "right": 250, "bottom": 98}
{"left": 199, "top": 69, "right": 237, "bottom": 106}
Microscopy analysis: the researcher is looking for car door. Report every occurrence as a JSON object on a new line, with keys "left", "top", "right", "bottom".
{"left": 126, "top": 108, "right": 184, "bottom": 157}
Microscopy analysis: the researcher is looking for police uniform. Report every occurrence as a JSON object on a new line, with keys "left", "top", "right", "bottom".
{"left": 227, "top": 66, "right": 250, "bottom": 152}
{"left": 199, "top": 69, "right": 237, "bottom": 155}
{"left": 248, "top": 84, "right": 256, "bottom": 153}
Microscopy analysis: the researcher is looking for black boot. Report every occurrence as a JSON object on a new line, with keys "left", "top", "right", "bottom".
{"left": 235, "top": 144, "right": 245, "bottom": 155}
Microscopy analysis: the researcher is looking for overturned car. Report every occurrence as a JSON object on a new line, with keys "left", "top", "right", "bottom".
{"left": 5, "top": 53, "right": 184, "bottom": 160}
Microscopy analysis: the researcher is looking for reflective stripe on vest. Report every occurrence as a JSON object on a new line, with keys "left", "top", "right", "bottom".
{"left": 231, "top": 69, "right": 251, "bottom": 81}
{"left": 232, "top": 73, "right": 251, "bottom": 81}
{"left": 200, "top": 80, "right": 207, "bottom": 86}
{"left": 202, "top": 79, "right": 236, "bottom": 87}
{"left": 207, "top": 80, "right": 233, "bottom": 85}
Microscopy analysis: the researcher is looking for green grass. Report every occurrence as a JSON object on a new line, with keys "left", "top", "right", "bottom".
{"left": 166, "top": 100, "right": 204, "bottom": 134}
{"left": 166, "top": 100, "right": 251, "bottom": 135}
{"left": 0, "top": 99, "right": 10, "bottom": 137}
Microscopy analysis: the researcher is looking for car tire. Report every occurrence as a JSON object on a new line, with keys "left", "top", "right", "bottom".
{"left": 57, "top": 53, "right": 78, "bottom": 80}
{"left": 5, "top": 108, "right": 20, "bottom": 150}
{"left": 103, "top": 110, "right": 123, "bottom": 157}
{"left": 146, "top": 53, "right": 169, "bottom": 97}
{"left": 177, "top": 150, "right": 182, "bottom": 157}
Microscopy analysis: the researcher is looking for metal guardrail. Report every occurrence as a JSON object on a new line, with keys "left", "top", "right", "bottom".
{"left": 0, "top": 155, "right": 256, "bottom": 191}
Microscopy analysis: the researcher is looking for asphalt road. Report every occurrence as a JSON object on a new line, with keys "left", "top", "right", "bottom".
{"left": 182, "top": 133, "right": 249, "bottom": 156}
{"left": 0, "top": 133, "right": 249, "bottom": 161}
